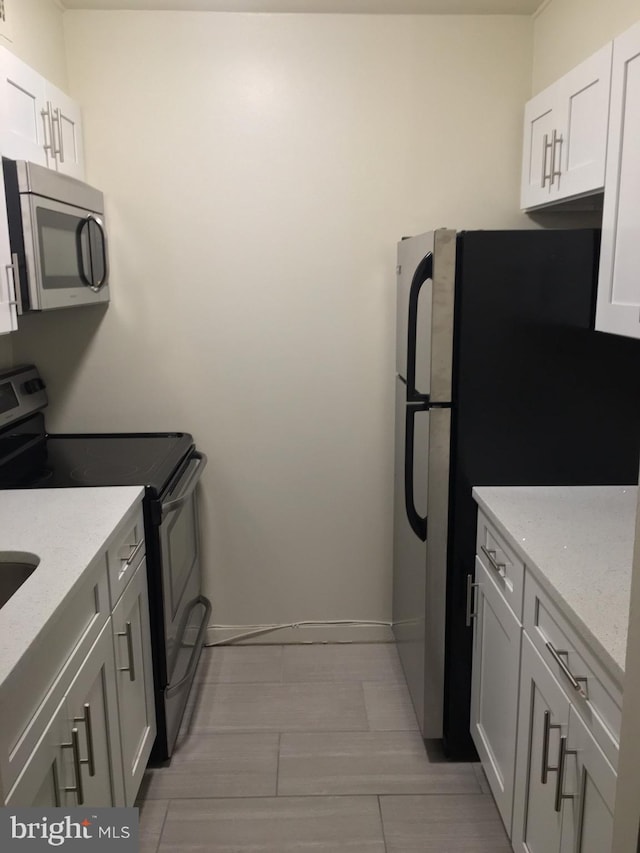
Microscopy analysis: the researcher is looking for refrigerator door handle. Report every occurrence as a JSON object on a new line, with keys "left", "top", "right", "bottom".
{"left": 406, "top": 252, "right": 433, "bottom": 401}
{"left": 404, "top": 402, "right": 428, "bottom": 542}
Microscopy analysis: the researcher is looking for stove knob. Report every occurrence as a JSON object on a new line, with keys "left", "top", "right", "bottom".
{"left": 23, "top": 378, "right": 46, "bottom": 394}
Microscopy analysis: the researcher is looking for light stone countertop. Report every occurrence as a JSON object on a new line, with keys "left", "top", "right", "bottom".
{"left": 472, "top": 485, "right": 638, "bottom": 686}
{"left": 0, "top": 487, "right": 144, "bottom": 688}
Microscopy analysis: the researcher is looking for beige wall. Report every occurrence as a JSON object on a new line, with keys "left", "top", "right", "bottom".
{"left": 12, "top": 10, "right": 532, "bottom": 639}
{"left": 532, "top": 0, "right": 639, "bottom": 92}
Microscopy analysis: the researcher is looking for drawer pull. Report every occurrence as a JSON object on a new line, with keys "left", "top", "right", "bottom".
{"left": 554, "top": 735, "right": 577, "bottom": 812}
{"left": 480, "top": 545, "right": 507, "bottom": 578}
{"left": 73, "top": 702, "right": 96, "bottom": 777}
{"left": 546, "top": 642, "right": 589, "bottom": 699}
{"left": 121, "top": 538, "right": 144, "bottom": 567}
{"left": 465, "top": 574, "right": 479, "bottom": 627}
{"left": 117, "top": 621, "right": 136, "bottom": 682}
{"left": 61, "top": 727, "right": 85, "bottom": 805}
{"left": 541, "top": 710, "right": 560, "bottom": 784}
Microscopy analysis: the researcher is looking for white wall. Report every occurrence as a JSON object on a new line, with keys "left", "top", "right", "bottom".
{"left": 0, "top": 0, "right": 67, "bottom": 369}
{"left": 532, "top": 0, "right": 639, "bottom": 91}
{"left": 12, "top": 10, "right": 532, "bottom": 640}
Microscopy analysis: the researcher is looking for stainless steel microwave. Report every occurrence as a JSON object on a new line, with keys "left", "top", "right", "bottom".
{"left": 2, "top": 159, "right": 109, "bottom": 312}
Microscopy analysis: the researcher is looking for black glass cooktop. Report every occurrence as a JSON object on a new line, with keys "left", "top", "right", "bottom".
{"left": 34, "top": 432, "right": 194, "bottom": 495}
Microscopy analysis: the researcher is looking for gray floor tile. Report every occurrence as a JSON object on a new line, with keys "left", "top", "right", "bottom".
{"left": 278, "top": 731, "right": 481, "bottom": 795}
{"left": 363, "top": 681, "right": 420, "bottom": 730}
{"left": 379, "top": 794, "right": 511, "bottom": 852}
{"left": 142, "top": 732, "right": 279, "bottom": 799}
{"left": 197, "top": 645, "right": 284, "bottom": 683}
{"left": 136, "top": 798, "right": 168, "bottom": 853}
{"left": 472, "top": 763, "right": 491, "bottom": 794}
{"left": 158, "top": 796, "right": 386, "bottom": 852}
{"left": 283, "top": 643, "right": 406, "bottom": 683}
{"left": 188, "top": 681, "right": 369, "bottom": 732}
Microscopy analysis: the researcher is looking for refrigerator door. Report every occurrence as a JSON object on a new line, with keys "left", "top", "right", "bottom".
{"left": 393, "top": 377, "right": 430, "bottom": 726}
{"left": 392, "top": 371, "right": 452, "bottom": 738}
{"left": 396, "top": 230, "right": 456, "bottom": 403}
{"left": 396, "top": 232, "right": 434, "bottom": 396}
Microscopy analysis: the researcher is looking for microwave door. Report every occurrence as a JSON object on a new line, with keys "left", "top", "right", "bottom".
{"left": 25, "top": 196, "right": 108, "bottom": 310}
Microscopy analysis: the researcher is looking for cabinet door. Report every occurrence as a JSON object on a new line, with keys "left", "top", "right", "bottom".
{"left": 559, "top": 707, "right": 616, "bottom": 853}
{"left": 64, "top": 620, "right": 125, "bottom": 807}
{"left": 0, "top": 48, "right": 47, "bottom": 165}
{"left": 512, "top": 634, "right": 569, "bottom": 853}
{"left": 520, "top": 87, "right": 560, "bottom": 209}
{"left": 554, "top": 43, "right": 611, "bottom": 200}
{"left": 46, "top": 81, "right": 85, "bottom": 180}
{"left": 112, "top": 562, "right": 156, "bottom": 806}
{"left": 4, "top": 701, "right": 67, "bottom": 807}
{"left": 595, "top": 20, "right": 640, "bottom": 339}
{"left": 470, "top": 558, "right": 522, "bottom": 836}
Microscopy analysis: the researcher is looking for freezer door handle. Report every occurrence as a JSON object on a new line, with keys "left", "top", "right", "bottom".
{"left": 404, "top": 402, "right": 428, "bottom": 541}
{"left": 406, "top": 252, "right": 433, "bottom": 401}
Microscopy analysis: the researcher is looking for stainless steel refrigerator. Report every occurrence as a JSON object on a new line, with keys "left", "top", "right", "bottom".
{"left": 393, "top": 228, "right": 640, "bottom": 759}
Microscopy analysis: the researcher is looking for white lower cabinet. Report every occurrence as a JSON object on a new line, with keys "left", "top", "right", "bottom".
{"left": 1, "top": 499, "right": 156, "bottom": 808}
{"left": 472, "top": 511, "right": 619, "bottom": 853}
{"left": 512, "top": 636, "right": 616, "bottom": 853}
{"left": 470, "top": 557, "right": 522, "bottom": 834}
{"left": 112, "top": 561, "right": 156, "bottom": 806}
{"left": 512, "top": 634, "right": 570, "bottom": 853}
{"left": 6, "top": 621, "right": 124, "bottom": 807}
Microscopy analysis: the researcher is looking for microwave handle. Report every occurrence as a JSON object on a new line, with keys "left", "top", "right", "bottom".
{"left": 88, "top": 215, "right": 109, "bottom": 291}
{"left": 77, "top": 215, "right": 109, "bottom": 292}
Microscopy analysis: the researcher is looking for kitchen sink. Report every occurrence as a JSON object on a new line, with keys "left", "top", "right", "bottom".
{"left": 0, "top": 555, "right": 39, "bottom": 609}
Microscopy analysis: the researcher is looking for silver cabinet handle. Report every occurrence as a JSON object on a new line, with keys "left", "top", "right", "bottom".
{"left": 117, "top": 621, "right": 136, "bottom": 682}
{"left": 61, "top": 727, "right": 84, "bottom": 805}
{"left": 121, "top": 538, "right": 144, "bottom": 568}
{"left": 546, "top": 642, "right": 588, "bottom": 698}
{"left": 5, "top": 253, "right": 22, "bottom": 316}
{"left": 73, "top": 702, "right": 95, "bottom": 777}
{"left": 52, "top": 106, "right": 64, "bottom": 163}
{"left": 41, "top": 102, "right": 54, "bottom": 154}
{"left": 541, "top": 133, "right": 554, "bottom": 187}
{"left": 480, "top": 545, "right": 506, "bottom": 578}
{"left": 550, "top": 129, "right": 563, "bottom": 186}
{"left": 541, "top": 709, "right": 560, "bottom": 784}
{"left": 465, "top": 573, "right": 479, "bottom": 627}
{"left": 554, "top": 735, "right": 577, "bottom": 812}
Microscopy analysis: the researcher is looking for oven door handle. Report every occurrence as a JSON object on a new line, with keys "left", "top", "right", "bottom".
{"left": 165, "top": 596, "right": 212, "bottom": 699}
{"left": 162, "top": 451, "right": 208, "bottom": 517}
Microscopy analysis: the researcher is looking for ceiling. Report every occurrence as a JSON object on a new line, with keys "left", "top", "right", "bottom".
{"left": 58, "top": 0, "right": 544, "bottom": 14}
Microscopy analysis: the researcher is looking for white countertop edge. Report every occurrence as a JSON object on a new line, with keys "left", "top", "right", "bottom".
{"left": 0, "top": 486, "right": 145, "bottom": 688}
{"left": 472, "top": 486, "right": 627, "bottom": 688}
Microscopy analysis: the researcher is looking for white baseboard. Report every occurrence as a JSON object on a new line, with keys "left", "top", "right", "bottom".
{"left": 205, "top": 623, "right": 394, "bottom": 645}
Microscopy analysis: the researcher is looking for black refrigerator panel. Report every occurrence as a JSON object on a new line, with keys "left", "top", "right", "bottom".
{"left": 443, "top": 229, "right": 640, "bottom": 758}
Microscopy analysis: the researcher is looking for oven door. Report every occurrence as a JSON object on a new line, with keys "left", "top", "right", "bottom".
{"left": 158, "top": 450, "right": 210, "bottom": 752}
{"left": 21, "top": 194, "right": 109, "bottom": 310}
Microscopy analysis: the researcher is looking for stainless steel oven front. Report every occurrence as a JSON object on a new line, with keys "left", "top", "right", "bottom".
{"left": 157, "top": 450, "right": 210, "bottom": 756}
{"left": 3, "top": 158, "right": 110, "bottom": 312}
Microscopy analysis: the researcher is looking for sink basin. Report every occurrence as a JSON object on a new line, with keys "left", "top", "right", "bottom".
{"left": 0, "top": 554, "right": 40, "bottom": 609}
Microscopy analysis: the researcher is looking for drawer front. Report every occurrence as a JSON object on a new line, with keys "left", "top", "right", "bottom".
{"left": 0, "top": 556, "right": 110, "bottom": 796}
{"left": 107, "top": 504, "right": 145, "bottom": 607}
{"left": 523, "top": 572, "right": 621, "bottom": 768}
{"left": 476, "top": 511, "right": 525, "bottom": 620}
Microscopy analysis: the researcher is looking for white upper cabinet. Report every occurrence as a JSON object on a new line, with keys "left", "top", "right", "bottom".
{"left": 521, "top": 44, "right": 612, "bottom": 209}
{"left": 0, "top": 48, "right": 84, "bottom": 180}
{"left": 595, "top": 20, "right": 640, "bottom": 339}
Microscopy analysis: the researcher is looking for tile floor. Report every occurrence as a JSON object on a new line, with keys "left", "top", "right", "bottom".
{"left": 137, "top": 643, "right": 511, "bottom": 852}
